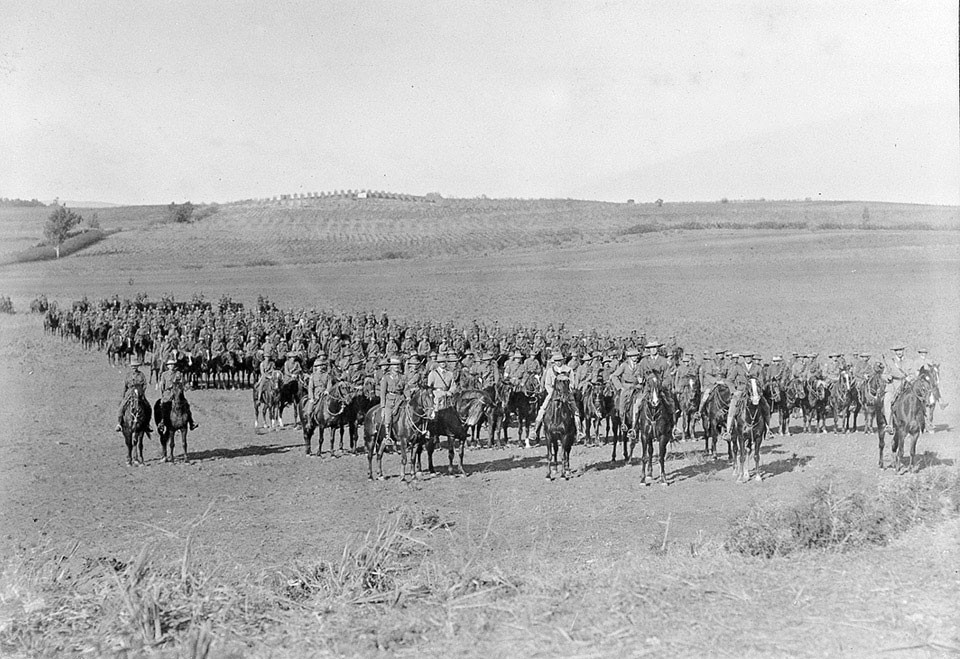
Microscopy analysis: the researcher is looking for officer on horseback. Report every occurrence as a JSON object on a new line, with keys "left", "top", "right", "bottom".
{"left": 116, "top": 358, "right": 148, "bottom": 432}
{"left": 159, "top": 358, "right": 198, "bottom": 431}
{"left": 427, "top": 353, "right": 458, "bottom": 417}
{"left": 722, "top": 352, "right": 764, "bottom": 440}
{"left": 304, "top": 351, "right": 333, "bottom": 419}
{"left": 882, "top": 344, "right": 909, "bottom": 434}
{"left": 379, "top": 356, "right": 404, "bottom": 444}
{"left": 533, "top": 352, "right": 585, "bottom": 440}
{"left": 610, "top": 347, "right": 641, "bottom": 419}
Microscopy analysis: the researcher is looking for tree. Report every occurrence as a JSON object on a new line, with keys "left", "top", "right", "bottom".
{"left": 168, "top": 201, "right": 195, "bottom": 223}
{"left": 44, "top": 205, "right": 82, "bottom": 258}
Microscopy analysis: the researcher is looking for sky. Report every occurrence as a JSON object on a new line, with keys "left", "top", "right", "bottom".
{"left": 1, "top": 1, "right": 958, "bottom": 205}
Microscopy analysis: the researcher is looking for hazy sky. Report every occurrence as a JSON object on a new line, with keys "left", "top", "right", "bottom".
{"left": 2, "top": 1, "right": 957, "bottom": 205}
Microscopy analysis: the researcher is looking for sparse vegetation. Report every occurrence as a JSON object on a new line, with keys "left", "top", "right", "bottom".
{"left": 725, "top": 469, "right": 960, "bottom": 557}
{"left": 167, "top": 201, "right": 195, "bottom": 224}
{"left": 0, "top": 295, "right": 14, "bottom": 313}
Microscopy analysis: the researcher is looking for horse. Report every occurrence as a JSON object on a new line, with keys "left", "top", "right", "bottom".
{"left": 730, "top": 377, "right": 769, "bottom": 483}
{"left": 764, "top": 377, "right": 784, "bottom": 434}
{"left": 701, "top": 384, "right": 731, "bottom": 459}
{"left": 675, "top": 376, "right": 700, "bottom": 442}
{"left": 828, "top": 371, "right": 856, "bottom": 433}
{"left": 543, "top": 377, "right": 577, "bottom": 480}
{"left": 920, "top": 364, "right": 942, "bottom": 431}
{"left": 635, "top": 374, "right": 673, "bottom": 485}
{"left": 503, "top": 373, "right": 539, "bottom": 448}
{"left": 880, "top": 369, "right": 937, "bottom": 472}
{"left": 253, "top": 376, "right": 280, "bottom": 431}
{"left": 154, "top": 381, "right": 191, "bottom": 463}
{"left": 278, "top": 376, "right": 303, "bottom": 428}
{"left": 301, "top": 381, "right": 350, "bottom": 456}
{"left": 857, "top": 366, "right": 885, "bottom": 433}
{"left": 120, "top": 392, "right": 151, "bottom": 466}
{"left": 580, "top": 380, "right": 617, "bottom": 447}
{"left": 420, "top": 391, "right": 473, "bottom": 476}
{"left": 456, "top": 388, "right": 500, "bottom": 449}
{"left": 363, "top": 388, "right": 434, "bottom": 481}
{"left": 802, "top": 378, "right": 828, "bottom": 433}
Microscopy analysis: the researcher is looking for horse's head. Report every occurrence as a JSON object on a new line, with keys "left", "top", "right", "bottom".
{"left": 554, "top": 376, "right": 572, "bottom": 401}
{"left": 747, "top": 377, "right": 761, "bottom": 405}
{"left": 644, "top": 373, "right": 661, "bottom": 406}
{"left": 410, "top": 387, "right": 435, "bottom": 419}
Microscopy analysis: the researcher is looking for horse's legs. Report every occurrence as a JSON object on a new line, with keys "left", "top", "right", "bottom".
{"left": 908, "top": 432, "right": 919, "bottom": 472}
{"left": 303, "top": 424, "right": 313, "bottom": 456}
{"left": 753, "top": 432, "right": 763, "bottom": 482}
{"left": 181, "top": 429, "right": 189, "bottom": 463}
{"left": 456, "top": 433, "right": 467, "bottom": 476}
{"left": 658, "top": 435, "right": 668, "bottom": 485}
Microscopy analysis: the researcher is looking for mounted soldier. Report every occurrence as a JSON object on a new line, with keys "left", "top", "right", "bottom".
{"left": 379, "top": 356, "right": 405, "bottom": 444}
{"left": 304, "top": 351, "right": 333, "bottom": 419}
{"left": 881, "top": 344, "right": 909, "bottom": 434}
{"left": 427, "top": 353, "right": 458, "bottom": 417}
{"left": 533, "top": 352, "right": 584, "bottom": 439}
{"left": 158, "top": 357, "right": 199, "bottom": 432}
{"left": 473, "top": 351, "right": 501, "bottom": 391}
{"left": 116, "top": 358, "right": 149, "bottom": 432}
{"left": 610, "top": 347, "right": 641, "bottom": 419}
{"left": 722, "top": 352, "right": 764, "bottom": 439}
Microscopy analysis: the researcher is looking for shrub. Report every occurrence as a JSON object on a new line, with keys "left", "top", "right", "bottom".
{"left": 167, "top": 202, "right": 194, "bottom": 223}
{"left": 0, "top": 296, "right": 14, "bottom": 314}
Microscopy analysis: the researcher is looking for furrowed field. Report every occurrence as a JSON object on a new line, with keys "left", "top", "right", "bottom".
{"left": 1, "top": 198, "right": 959, "bottom": 657}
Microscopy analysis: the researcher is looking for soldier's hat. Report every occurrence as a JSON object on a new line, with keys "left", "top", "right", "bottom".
{"left": 731, "top": 352, "right": 741, "bottom": 358}
{"left": 859, "top": 352, "right": 871, "bottom": 358}
{"left": 918, "top": 348, "right": 928, "bottom": 354}
{"left": 715, "top": 349, "right": 725, "bottom": 355}
{"left": 644, "top": 341, "right": 662, "bottom": 349}
{"left": 625, "top": 347, "right": 640, "bottom": 358}
{"left": 287, "top": 350, "right": 298, "bottom": 357}
{"left": 890, "top": 344, "right": 905, "bottom": 351}
{"left": 388, "top": 356, "right": 402, "bottom": 366}
{"left": 772, "top": 355, "right": 782, "bottom": 362}
{"left": 316, "top": 350, "right": 327, "bottom": 360}
{"left": 352, "top": 355, "right": 364, "bottom": 365}
{"left": 512, "top": 350, "right": 523, "bottom": 359}
{"left": 480, "top": 352, "right": 493, "bottom": 361}
{"left": 377, "top": 356, "right": 389, "bottom": 367}
{"left": 829, "top": 352, "right": 840, "bottom": 358}
{"left": 791, "top": 351, "right": 799, "bottom": 356}
{"left": 130, "top": 358, "right": 143, "bottom": 367}
{"left": 165, "top": 357, "right": 177, "bottom": 366}
{"left": 551, "top": 351, "right": 565, "bottom": 362}
{"left": 740, "top": 352, "right": 752, "bottom": 358}
{"left": 406, "top": 354, "right": 421, "bottom": 364}
{"left": 591, "top": 350, "right": 603, "bottom": 359}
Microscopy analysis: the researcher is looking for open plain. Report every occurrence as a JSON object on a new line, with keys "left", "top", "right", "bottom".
{"left": 1, "top": 200, "right": 959, "bottom": 657}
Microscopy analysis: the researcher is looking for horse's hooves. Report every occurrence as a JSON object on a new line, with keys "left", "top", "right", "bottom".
{"left": 660, "top": 480, "right": 668, "bottom": 487}
{"left": 754, "top": 474, "right": 762, "bottom": 482}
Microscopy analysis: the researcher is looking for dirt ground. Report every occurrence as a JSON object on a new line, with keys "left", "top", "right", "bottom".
{"left": 1, "top": 229, "right": 958, "bottom": 655}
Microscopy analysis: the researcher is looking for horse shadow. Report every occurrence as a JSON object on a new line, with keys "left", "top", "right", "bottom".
{"left": 184, "top": 443, "right": 293, "bottom": 462}
{"left": 914, "top": 451, "right": 954, "bottom": 468}
{"left": 468, "top": 453, "right": 546, "bottom": 474}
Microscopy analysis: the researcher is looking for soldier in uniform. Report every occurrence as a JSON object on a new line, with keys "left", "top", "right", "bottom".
{"left": 821, "top": 353, "right": 842, "bottom": 386}
{"left": 722, "top": 352, "right": 764, "bottom": 438}
{"left": 502, "top": 350, "right": 526, "bottom": 388}
{"left": 379, "top": 357, "right": 404, "bottom": 444}
{"left": 532, "top": 351, "right": 584, "bottom": 439}
{"left": 673, "top": 353, "right": 699, "bottom": 392}
{"left": 609, "top": 347, "right": 641, "bottom": 420}
{"left": 158, "top": 358, "right": 199, "bottom": 431}
{"left": 304, "top": 351, "right": 333, "bottom": 419}
{"left": 474, "top": 352, "right": 500, "bottom": 390}
{"left": 427, "top": 354, "right": 458, "bottom": 417}
{"left": 116, "top": 358, "right": 148, "bottom": 432}
{"left": 881, "top": 344, "right": 909, "bottom": 434}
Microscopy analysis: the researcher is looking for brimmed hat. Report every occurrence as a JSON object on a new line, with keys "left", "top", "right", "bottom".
{"left": 130, "top": 358, "right": 143, "bottom": 367}
{"left": 512, "top": 350, "right": 523, "bottom": 359}
{"left": 740, "top": 352, "right": 753, "bottom": 358}
{"left": 715, "top": 349, "right": 725, "bottom": 355}
{"left": 378, "top": 357, "right": 389, "bottom": 367}
{"left": 316, "top": 351, "right": 327, "bottom": 360}
{"left": 591, "top": 350, "right": 602, "bottom": 359}
{"left": 406, "top": 354, "right": 420, "bottom": 364}
{"left": 644, "top": 341, "right": 662, "bottom": 349}
{"left": 829, "top": 353, "right": 840, "bottom": 358}
{"left": 625, "top": 348, "right": 640, "bottom": 358}
{"left": 772, "top": 355, "right": 782, "bottom": 362}
{"left": 918, "top": 348, "right": 928, "bottom": 354}
{"left": 480, "top": 352, "right": 493, "bottom": 361}
{"left": 551, "top": 351, "right": 565, "bottom": 362}
{"left": 388, "top": 356, "right": 402, "bottom": 366}
{"left": 890, "top": 345, "right": 905, "bottom": 351}
{"left": 352, "top": 355, "right": 364, "bottom": 365}
{"left": 165, "top": 358, "right": 176, "bottom": 366}
{"left": 859, "top": 352, "right": 871, "bottom": 358}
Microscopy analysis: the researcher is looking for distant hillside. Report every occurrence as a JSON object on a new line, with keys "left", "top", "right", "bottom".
{"left": 1, "top": 197, "right": 957, "bottom": 267}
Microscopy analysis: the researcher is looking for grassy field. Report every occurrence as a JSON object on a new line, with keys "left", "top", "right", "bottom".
{"left": 0, "top": 199, "right": 959, "bottom": 657}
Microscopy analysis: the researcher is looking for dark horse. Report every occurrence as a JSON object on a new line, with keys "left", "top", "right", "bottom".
{"left": 153, "top": 381, "right": 191, "bottom": 463}
{"left": 803, "top": 378, "right": 828, "bottom": 433}
{"left": 457, "top": 387, "right": 501, "bottom": 449}
{"left": 364, "top": 388, "right": 435, "bottom": 481}
{"left": 543, "top": 377, "right": 577, "bottom": 480}
{"left": 253, "top": 376, "right": 280, "bottom": 430}
{"left": 779, "top": 377, "right": 806, "bottom": 436}
{"left": 828, "top": 371, "right": 857, "bottom": 433}
{"left": 635, "top": 374, "right": 673, "bottom": 485}
{"left": 278, "top": 376, "right": 303, "bottom": 428}
{"left": 581, "top": 380, "right": 620, "bottom": 450}
{"left": 301, "top": 381, "right": 350, "bottom": 456}
{"left": 880, "top": 367, "right": 937, "bottom": 472}
{"left": 730, "top": 378, "right": 769, "bottom": 483}
{"left": 857, "top": 365, "right": 885, "bottom": 433}
{"left": 419, "top": 391, "right": 473, "bottom": 476}
{"left": 503, "top": 373, "right": 540, "bottom": 448}
{"left": 701, "top": 384, "right": 731, "bottom": 459}
{"left": 120, "top": 392, "right": 151, "bottom": 466}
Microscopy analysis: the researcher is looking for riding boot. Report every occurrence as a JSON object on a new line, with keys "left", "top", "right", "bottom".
{"left": 188, "top": 410, "right": 199, "bottom": 431}
{"left": 575, "top": 414, "right": 585, "bottom": 440}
